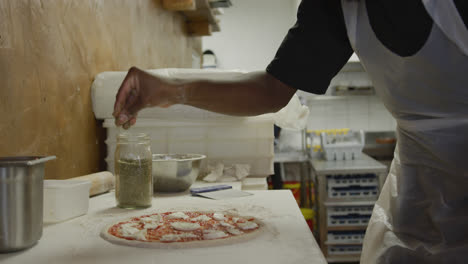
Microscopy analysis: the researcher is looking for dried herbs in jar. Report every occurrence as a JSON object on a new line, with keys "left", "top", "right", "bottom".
{"left": 114, "top": 133, "right": 152, "bottom": 209}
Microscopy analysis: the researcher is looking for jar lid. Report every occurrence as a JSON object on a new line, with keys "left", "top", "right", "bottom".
{"left": 117, "top": 133, "right": 150, "bottom": 143}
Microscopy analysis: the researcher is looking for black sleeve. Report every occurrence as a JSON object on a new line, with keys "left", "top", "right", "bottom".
{"left": 266, "top": 0, "right": 353, "bottom": 94}
{"left": 454, "top": 0, "right": 468, "bottom": 29}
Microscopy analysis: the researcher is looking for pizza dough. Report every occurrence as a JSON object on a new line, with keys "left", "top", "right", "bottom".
{"left": 100, "top": 211, "right": 264, "bottom": 249}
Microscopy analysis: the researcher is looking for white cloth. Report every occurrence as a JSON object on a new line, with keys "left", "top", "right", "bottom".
{"left": 203, "top": 163, "right": 251, "bottom": 182}
{"left": 341, "top": 1, "right": 468, "bottom": 263}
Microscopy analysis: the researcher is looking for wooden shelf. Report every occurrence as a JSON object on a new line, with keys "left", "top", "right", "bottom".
{"left": 187, "top": 21, "right": 212, "bottom": 36}
{"left": 162, "top": 0, "right": 196, "bottom": 11}
{"left": 162, "top": 0, "right": 221, "bottom": 35}
{"left": 182, "top": 0, "right": 220, "bottom": 32}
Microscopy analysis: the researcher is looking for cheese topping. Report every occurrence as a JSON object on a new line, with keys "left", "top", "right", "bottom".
{"left": 119, "top": 223, "right": 147, "bottom": 241}
{"left": 170, "top": 222, "right": 201, "bottom": 231}
{"left": 130, "top": 229, "right": 148, "bottom": 241}
{"left": 140, "top": 214, "right": 162, "bottom": 229}
{"left": 237, "top": 221, "right": 258, "bottom": 230}
{"left": 120, "top": 223, "right": 139, "bottom": 234}
{"left": 142, "top": 221, "right": 161, "bottom": 229}
{"left": 160, "top": 232, "right": 198, "bottom": 242}
{"left": 213, "top": 213, "right": 226, "bottom": 221}
{"left": 141, "top": 214, "right": 162, "bottom": 222}
{"left": 226, "top": 227, "right": 243, "bottom": 235}
{"left": 166, "top": 212, "right": 189, "bottom": 220}
{"left": 203, "top": 230, "right": 229, "bottom": 240}
{"left": 232, "top": 217, "right": 240, "bottom": 223}
{"left": 191, "top": 215, "right": 212, "bottom": 222}
{"left": 219, "top": 221, "right": 234, "bottom": 228}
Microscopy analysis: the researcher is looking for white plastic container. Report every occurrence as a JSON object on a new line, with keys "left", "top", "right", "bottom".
{"left": 328, "top": 245, "right": 362, "bottom": 256}
{"left": 321, "top": 130, "right": 365, "bottom": 161}
{"left": 326, "top": 174, "right": 379, "bottom": 198}
{"left": 327, "top": 230, "right": 365, "bottom": 244}
{"left": 43, "top": 180, "right": 91, "bottom": 223}
{"left": 327, "top": 205, "right": 373, "bottom": 227}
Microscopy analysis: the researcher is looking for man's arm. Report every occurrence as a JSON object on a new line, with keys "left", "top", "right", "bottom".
{"left": 181, "top": 70, "right": 296, "bottom": 116}
{"left": 113, "top": 67, "right": 296, "bottom": 128}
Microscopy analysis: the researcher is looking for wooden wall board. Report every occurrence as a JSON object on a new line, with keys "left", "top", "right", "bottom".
{"left": 0, "top": 0, "right": 201, "bottom": 179}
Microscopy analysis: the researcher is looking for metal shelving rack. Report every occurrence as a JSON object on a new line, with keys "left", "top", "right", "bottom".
{"left": 273, "top": 129, "right": 313, "bottom": 208}
{"left": 273, "top": 129, "right": 318, "bottom": 237}
{"left": 310, "top": 154, "right": 387, "bottom": 263}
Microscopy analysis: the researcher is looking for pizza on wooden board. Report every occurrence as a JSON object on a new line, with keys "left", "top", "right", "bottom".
{"left": 100, "top": 211, "right": 264, "bottom": 248}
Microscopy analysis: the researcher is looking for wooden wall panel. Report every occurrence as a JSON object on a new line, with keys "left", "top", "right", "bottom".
{"left": 0, "top": 0, "right": 201, "bottom": 179}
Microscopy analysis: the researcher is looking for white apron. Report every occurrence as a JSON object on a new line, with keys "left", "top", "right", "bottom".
{"left": 341, "top": 0, "right": 468, "bottom": 263}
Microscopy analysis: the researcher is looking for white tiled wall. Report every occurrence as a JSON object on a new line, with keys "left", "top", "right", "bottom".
{"left": 305, "top": 96, "right": 397, "bottom": 131}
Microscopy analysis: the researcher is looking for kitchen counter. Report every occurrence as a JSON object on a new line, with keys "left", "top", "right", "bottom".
{"left": 1, "top": 190, "right": 326, "bottom": 264}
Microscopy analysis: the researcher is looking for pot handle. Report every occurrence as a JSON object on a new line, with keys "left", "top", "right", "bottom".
{"left": 26, "top": 156, "right": 57, "bottom": 166}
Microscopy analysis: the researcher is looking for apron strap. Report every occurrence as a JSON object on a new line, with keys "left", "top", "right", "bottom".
{"left": 422, "top": 0, "right": 468, "bottom": 56}
{"left": 341, "top": 0, "right": 359, "bottom": 46}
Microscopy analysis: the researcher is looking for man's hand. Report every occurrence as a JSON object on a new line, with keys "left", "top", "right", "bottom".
{"left": 112, "top": 67, "right": 181, "bottom": 129}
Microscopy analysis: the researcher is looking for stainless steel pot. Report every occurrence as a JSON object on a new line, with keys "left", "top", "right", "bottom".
{"left": 0, "top": 156, "right": 56, "bottom": 253}
{"left": 152, "top": 154, "right": 205, "bottom": 192}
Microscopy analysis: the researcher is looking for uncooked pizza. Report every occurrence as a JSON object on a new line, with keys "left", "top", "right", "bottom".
{"left": 100, "top": 211, "right": 263, "bottom": 248}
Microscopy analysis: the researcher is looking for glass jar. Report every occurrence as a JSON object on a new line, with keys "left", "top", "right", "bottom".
{"left": 114, "top": 133, "right": 152, "bottom": 209}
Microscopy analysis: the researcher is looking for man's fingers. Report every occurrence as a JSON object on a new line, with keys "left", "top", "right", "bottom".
{"left": 115, "top": 114, "right": 127, "bottom": 126}
{"left": 113, "top": 81, "right": 131, "bottom": 116}
{"left": 119, "top": 115, "right": 137, "bottom": 130}
{"left": 114, "top": 88, "right": 142, "bottom": 126}
{"left": 113, "top": 67, "right": 148, "bottom": 130}
{"left": 129, "top": 117, "right": 137, "bottom": 126}
{"left": 113, "top": 68, "right": 139, "bottom": 117}
{"left": 117, "top": 114, "right": 129, "bottom": 125}
{"left": 122, "top": 122, "right": 131, "bottom": 130}
{"left": 160, "top": 102, "right": 171, "bottom": 108}
{"left": 115, "top": 104, "right": 140, "bottom": 127}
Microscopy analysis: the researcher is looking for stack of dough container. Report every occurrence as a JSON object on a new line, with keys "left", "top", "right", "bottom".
{"left": 91, "top": 69, "right": 275, "bottom": 184}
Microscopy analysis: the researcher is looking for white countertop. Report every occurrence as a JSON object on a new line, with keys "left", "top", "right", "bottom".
{"left": 1, "top": 190, "right": 326, "bottom": 264}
